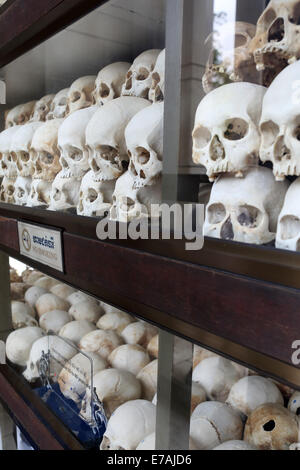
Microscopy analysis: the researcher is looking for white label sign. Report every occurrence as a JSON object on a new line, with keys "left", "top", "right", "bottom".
{"left": 17, "top": 221, "right": 64, "bottom": 272}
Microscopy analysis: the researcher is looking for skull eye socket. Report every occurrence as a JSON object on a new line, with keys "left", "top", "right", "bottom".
{"left": 69, "top": 147, "right": 83, "bottom": 161}
{"left": 53, "top": 188, "right": 61, "bottom": 201}
{"left": 293, "top": 123, "right": 300, "bottom": 141}
{"left": 263, "top": 420, "right": 275, "bottom": 432}
{"left": 224, "top": 118, "right": 249, "bottom": 141}
{"left": 136, "top": 147, "right": 150, "bottom": 165}
{"left": 136, "top": 67, "right": 150, "bottom": 81}
{"left": 41, "top": 152, "right": 54, "bottom": 165}
{"left": 17, "top": 188, "right": 25, "bottom": 198}
{"left": 99, "top": 83, "right": 110, "bottom": 98}
{"left": 7, "top": 185, "right": 14, "bottom": 196}
{"left": 234, "top": 33, "right": 247, "bottom": 48}
{"left": 207, "top": 203, "right": 226, "bottom": 224}
{"left": 268, "top": 18, "right": 285, "bottom": 43}
{"left": 289, "top": 2, "right": 300, "bottom": 25}
{"left": 279, "top": 215, "right": 300, "bottom": 240}
{"left": 99, "top": 145, "right": 118, "bottom": 164}
{"left": 71, "top": 92, "right": 81, "bottom": 103}
{"left": 88, "top": 189, "right": 98, "bottom": 203}
{"left": 193, "top": 126, "right": 212, "bottom": 149}
{"left": 260, "top": 121, "right": 279, "bottom": 147}
{"left": 237, "top": 205, "right": 262, "bottom": 228}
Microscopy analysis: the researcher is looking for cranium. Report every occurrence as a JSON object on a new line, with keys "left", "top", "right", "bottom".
{"left": 69, "top": 300, "right": 104, "bottom": 324}
{"left": 148, "top": 49, "right": 165, "bottom": 102}
{"left": 24, "top": 286, "right": 48, "bottom": 308}
{"left": 0, "top": 176, "right": 16, "bottom": 203}
{"left": 192, "top": 83, "right": 266, "bottom": 181}
{"left": 275, "top": 177, "right": 300, "bottom": 251}
{"left": 202, "top": 22, "right": 259, "bottom": 94}
{"left": 31, "top": 119, "right": 63, "bottom": 181}
{"left": 10, "top": 122, "right": 43, "bottom": 177}
{"left": 33, "top": 276, "right": 58, "bottom": 290}
{"left": 136, "top": 359, "right": 158, "bottom": 401}
{"left": 11, "top": 301, "right": 37, "bottom": 330}
{"left": 0, "top": 126, "right": 22, "bottom": 178}
{"left": 58, "top": 106, "right": 98, "bottom": 179}
{"left": 59, "top": 320, "right": 97, "bottom": 346}
{"left": 5, "top": 101, "right": 36, "bottom": 128}
{"left": 100, "top": 399, "right": 156, "bottom": 450}
{"left": 26, "top": 179, "right": 52, "bottom": 207}
{"left": 77, "top": 170, "right": 115, "bottom": 217}
{"left": 121, "top": 321, "right": 158, "bottom": 348}
{"left": 14, "top": 176, "right": 31, "bottom": 206}
{"left": 86, "top": 96, "right": 150, "bottom": 181}
{"left": 48, "top": 170, "right": 81, "bottom": 211}
{"left": 39, "top": 310, "right": 71, "bottom": 335}
{"left": 108, "top": 344, "right": 150, "bottom": 376}
{"left": 22, "top": 270, "right": 44, "bottom": 285}
{"left": 79, "top": 329, "right": 123, "bottom": 360}
{"left": 109, "top": 171, "right": 162, "bottom": 222}
{"left": 122, "top": 49, "right": 161, "bottom": 99}
{"left": 67, "top": 290, "right": 98, "bottom": 306}
{"left": 96, "top": 310, "right": 134, "bottom": 335}
{"left": 67, "top": 76, "right": 96, "bottom": 115}
{"left": 35, "top": 293, "right": 70, "bottom": 318}
{"left": 47, "top": 88, "right": 70, "bottom": 120}
{"left": 204, "top": 167, "right": 289, "bottom": 245}
{"left": 31, "top": 95, "right": 55, "bottom": 122}
{"left": 5, "top": 326, "right": 44, "bottom": 366}
{"left": 260, "top": 60, "right": 300, "bottom": 180}
{"left": 93, "top": 62, "right": 130, "bottom": 105}
{"left": 126, "top": 102, "right": 164, "bottom": 188}
{"left": 244, "top": 403, "right": 299, "bottom": 450}
{"left": 50, "top": 283, "right": 76, "bottom": 299}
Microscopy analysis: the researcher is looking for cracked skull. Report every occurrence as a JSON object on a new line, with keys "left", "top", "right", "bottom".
{"left": 77, "top": 170, "right": 115, "bottom": 217}
{"left": 5, "top": 101, "right": 36, "bottom": 128}
{"left": 93, "top": 62, "right": 130, "bottom": 105}
{"left": 31, "top": 118, "right": 63, "bottom": 181}
{"left": 86, "top": 96, "right": 150, "bottom": 181}
{"left": 204, "top": 167, "right": 289, "bottom": 245}
{"left": 192, "top": 82, "right": 266, "bottom": 181}
{"left": 149, "top": 49, "right": 165, "bottom": 102}
{"left": 48, "top": 170, "right": 81, "bottom": 211}
{"left": 31, "top": 95, "right": 55, "bottom": 122}
{"left": 122, "top": 49, "right": 161, "bottom": 99}
{"left": 47, "top": 88, "right": 70, "bottom": 120}
{"left": 67, "top": 76, "right": 96, "bottom": 115}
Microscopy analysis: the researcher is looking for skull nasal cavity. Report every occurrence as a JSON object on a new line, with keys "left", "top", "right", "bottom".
{"left": 210, "top": 135, "right": 225, "bottom": 161}
{"left": 263, "top": 420, "right": 275, "bottom": 432}
{"left": 220, "top": 217, "right": 234, "bottom": 240}
{"left": 100, "top": 83, "right": 110, "bottom": 98}
{"left": 268, "top": 18, "right": 285, "bottom": 43}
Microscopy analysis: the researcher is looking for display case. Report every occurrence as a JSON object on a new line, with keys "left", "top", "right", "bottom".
{"left": 0, "top": 0, "right": 300, "bottom": 451}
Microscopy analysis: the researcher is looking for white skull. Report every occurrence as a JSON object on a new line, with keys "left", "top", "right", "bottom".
{"left": 26, "top": 179, "right": 52, "bottom": 207}
{"left": 100, "top": 399, "right": 156, "bottom": 450}
{"left": 192, "top": 83, "right": 266, "bottom": 181}
{"left": 10, "top": 122, "right": 43, "bottom": 177}
{"left": 86, "top": 97, "right": 150, "bottom": 181}
{"left": 59, "top": 320, "right": 97, "bottom": 346}
{"left": 69, "top": 300, "right": 104, "bottom": 324}
{"left": 67, "top": 76, "right": 96, "bottom": 115}
{"left": 288, "top": 391, "right": 300, "bottom": 415}
{"left": 77, "top": 170, "right": 115, "bottom": 217}
{"left": 58, "top": 106, "right": 98, "bottom": 179}
{"left": 275, "top": 177, "right": 300, "bottom": 251}
{"left": 81, "top": 368, "right": 141, "bottom": 420}
{"left": 47, "top": 88, "right": 70, "bottom": 120}
{"left": 58, "top": 352, "right": 107, "bottom": 404}
{"left": 136, "top": 359, "right": 158, "bottom": 401}
{"left": 24, "top": 286, "right": 48, "bottom": 308}
{"left": 190, "top": 401, "right": 243, "bottom": 450}
{"left": 226, "top": 375, "right": 284, "bottom": 417}
{"left": 93, "top": 62, "right": 131, "bottom": 105}
{"left": 260, "top": 60, "right": 300, "bottom": 180}
{"left": 39, "top": 310, "right": 71, "bottom": 335}
{"left": 79, "top": 329, "right": 123, "bottom": 360}
{"left": 31, "top": 119, "right": 63, "bottom": 181}
{"left": 0, "top": 176, "right": 16, "bottom": 203}
{"left": 121, "top": 321, "right": 158, "bottom": 348}
{"left": 202, "top": 22, "right": 259, "bottom": 94}
{"left": 148, "top": 49, "right": 165, "bottom": 102}
{"left": 96, "top": 310, "right": 134, "bottom": 335}
{"left": 250, "top": 0, "right": 300, "bottom": 74}
{"left": 34, "top": 276, "right": 59, "bottom": 290}
{"left": 126, "top": 102, "right": 164, "bottom": 188}
{"left": 11, "top": 301, "right": 37, "bottom": 330}
{"left": 31, "top": 95, "right": 55, "bottom": 122}
{"left": 122, "top": 49, "right": 161, "bottom": 99}
{"left": 0, "top": 126, "right": 22, "bottom": 178}
{"left": 204, "top": 167, "right": 289, "bottom": 245}
{"left": 5, "top": 326, "right": 44, "bottom": 366}
{"left": 23, "top": 335, "right": 76, "bottom": 383}
{"left": 67, "top": 291, "right": 98, "bottom": 306}
{"left": 48, "top": 170, "right": 81, "bottom": 211}
{"left": 108, "top": 344, "right": 150, "bottom": 376}
{"left": 35, "top": 293, "right": 70, "bottom": 318}
{"left": 14, "top": 176, "right": 32, "bottom": 206}
{"left": 50, "top": 283, "right": 76, "bottom": 299}
{"left": 5, "top": 101, "right": 36, "bottom": 128}
{"left": 110, "top": 171, "right": 162, "bottom": 222}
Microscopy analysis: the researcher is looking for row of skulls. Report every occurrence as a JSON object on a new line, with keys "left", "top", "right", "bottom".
{"left": 194, "top": 58, "right": 300, "bottom": 252}
{"left": 0, "top": 49, "right": 165, "bottom": 221}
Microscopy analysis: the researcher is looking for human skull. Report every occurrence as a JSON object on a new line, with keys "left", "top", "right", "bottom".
{"left": 136, "top": 359, "right": 158, "bottom": 401}
{"left": 31, "top": 95, "right": 55, "bottom": 122}
{"left": 204, "top": 167, "right": 289, "bottom": 245}
{"left": 67, "top": 76, "right": 96, "bottom": 115}
{"left": 81, "top": 368, "right": 141, "bottom": 420}
{"left": 47, "top": 88, "right": 70, "bottom": 120}
{"left": 126, "top": 102, "right": 164, "bottom": 188}
{"left": 93, "top": 62, "right": 131, "bottom": 105}
{"left": 48, "top": 171, "right": 81, "bottom": 211}
{"left": 260, "top": 60, "right": 300, "bottom": 180}
{"left": 31, "top": 118, "right": 63, "bottom": 181}
{"left": 213, "top": 440, "right": 256, "bottom": 450}
{"left": 108, "top": 344, "right": 150, "bottom": 376}
{"left": 244, "top": 403, "right": 299, "bottom": 450}
{"left": 100, "top": 399, "right": 156, "bottom": 450}
{"left": 10, "top": 122, "right": 43, "bottom": 177}
{"left": 67, "top": 291, "right": 98, "bottom": 306}
{"left": 14, "top": 176, "right": 31, "bottom": 206}
{"left": 192, "top": 83, "right": 266, "bottom": 181}
{"left": 26, "top": 179, "right": 52, "bottom": 207}
{"left": 0, "top": 176, "right": 16, "bottom": 203}
{"left": 122, "top": 49, "right": 161, "bottom": 99}
{"left": 58, "top": 106, "right": 98, "bottom": 179}
{"left": 86, "top": 97, "right": 150, "bottom": 181}
{"left": 148, "top": 49, "right": 165, "bottom": 102}
{"left": 35, "top": 293, "right": 70, "bottom": 318}
{"left": 109, "top": 171, "right": 162, "bottom": 222}
{"left": 121, "top": 321, "right": 158, "bottom": 348}
{"left": 192, "top": 357, "right": 242, "bottom": 403}
{"left": 5, "top": 101, "right": 36, "bottom": 128}
{"left": 190, "top": 401, "right": 244, "bottom": 450}
{"left": 250, "top": 0, "right": 300, "bottom": 76}
{"left": 34, "top": 275, "right": 62, "bottom": 290}
{"left": 58, "top": 351, "right": 107, "bottom": 404}
{"left": 5, "top": 326, "right": 44, "bottom": 366}
{"left": 226, "top": 375, "right": 284, "bottom": 417}
{"left": 39, "top": 310, "right": 71, "bottom": 334}
{"left": 69, "top": 300, "right": 104, "bottom": 324}
{"left": 77, "top": 170, "right": 115, "bottom": 217}
{"left": 96, "top": 310, "right": 134, "bottom": 335}
{"left": 50, "top": 283, "right": 76, "bottom": 299}
{"left": 0, "top": 126, "right": 22, "bottom": 178}
{"left": 23, "top": 335, "right": 76, "bottom": 382}
{"left": 193, "top": 345, "right": 217, "bottom": 369}
{"left": 59, "top": 320, "right": 97, "bottom": 346}
{"left": 23, "top": 270, "right": 44, "bottom": 285}
{"left": 11, "top": 301, "right": 37, "bottom": 330}
{"left": 288, "top": 391, "right": 300, "bottom": 415}
{"left": 79, "top": 329, "right": 123, "bottom": 359}
{"left": 202, "top": 22, "right": 259, "bottom": 94}
{"left": 275, "top": 178, "right": 300, "bottom": 251}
